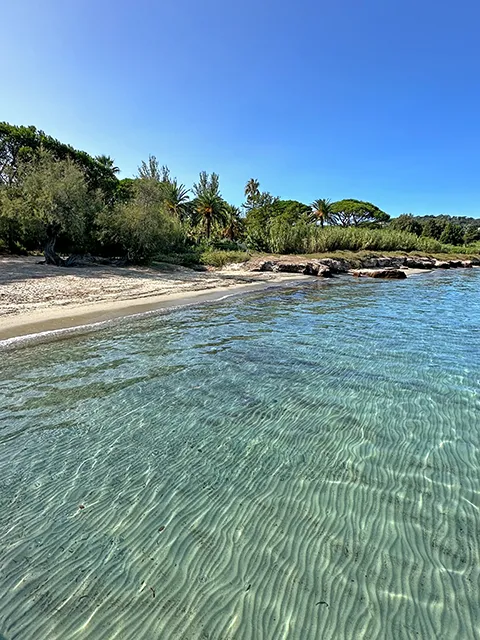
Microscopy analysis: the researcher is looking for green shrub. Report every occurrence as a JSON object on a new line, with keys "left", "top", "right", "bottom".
{"left": 155, "top": 251, "right": 201, "bottom": 267}
{"left": 200, "top": 250, "right": 251, "bottom": 268}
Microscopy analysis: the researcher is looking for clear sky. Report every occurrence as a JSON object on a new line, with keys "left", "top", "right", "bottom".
{"left": 1, "top": 0, "right": 479, "bottom": 216}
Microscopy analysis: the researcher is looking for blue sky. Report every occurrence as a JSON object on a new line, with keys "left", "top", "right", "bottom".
{"left": 1, "top": 0, "right": 479, "bottom": 216}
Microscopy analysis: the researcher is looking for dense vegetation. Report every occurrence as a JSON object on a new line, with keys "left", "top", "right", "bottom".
{"left": 0, "top": 123, "right": 479, "bottom": 266}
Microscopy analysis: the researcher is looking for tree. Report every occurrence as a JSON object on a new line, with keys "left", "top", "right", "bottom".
{"left": 244, "top": 178, "right": 261, "bottom": 210}
{"left": 243, "top": 179, "right": 280, "bottom": 250}
{"left": 96, "top": 155, "right": 120, "bottom": 174}
{"left": 439, "top": 222, "right": 464, "bottom": 245}
{"left": 137, "top": 155, "right": 169, "bottom": 182}
{"left": 421, "top": 218, "right": 445, "bottom": 240}
{"left": 98, "top": 177, "right": 185, "bottom": 262}
{"left": 328, "top": 199, "right": 390, "bottom": 226}
{"left": 222, "top": 205, "right": 244, "bottom": 241}
{"left": 192, "top": 171, "right": 227, "bottom": 239}
{"left": 389, "top": 214, "right": 422, "bottom": 236}
{"left": 0, "top": 123, "right": 39, "bottom": 185}
{"left": 0, "top": 123, "right": 119, "bottom": 202}
{"left": 463, "top": 224, "right": 480, "bottom": 244}
{"left": 270, "top": 200, "right": 311, "bottom": 223}
{"left": 0, "top": 151, "right": 102, "bottom": 264}
{"left": 310, "top": 198, "right": 332, "bottom": 227}
{"left": 162, "top": 179, "right": 190, "bottom": 219}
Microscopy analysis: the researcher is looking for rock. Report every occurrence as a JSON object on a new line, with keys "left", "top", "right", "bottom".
{"left": 244, "top": 254, "right": 479, "bottom": 276}
{"left": 316, "top": 264, "right": 332, "bottom": 277}
{"left": 404, "top": 257, "right": 435, "bottom": 269}
{"left": 246, "top": 259, "right": 275, "bottom": 272}
{"left": 316, "top": 258, "right": 350, "bottom": 273}
{"left": 351, "top": 268, "right": 407, "bottom": 279}
{"left": 246, "top": 258, "right": 331, "bottom": 277}
{"left": 376, "top": 256, "right": 406, "bottom": 268}
{"left": 275, "top": 261, "right": 309, "bottom": 273}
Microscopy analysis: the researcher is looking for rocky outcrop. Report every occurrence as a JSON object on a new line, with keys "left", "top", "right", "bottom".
{"left": 244, "top": 254, "right": 479, "bottom": 279}
{"left": 314, "top": 258, "right": 350, "bottom": 273}
{"left": 359, "top": 256, "right": 406, "bottom": 269}
{"left": 404, "top": 256, "right": 435, "bottom": 269}
{"left": 247, "top": 258, "right": 332, "bottom": 277}
{"left": 351, "top": 269, "right": 407, "bottom": 279}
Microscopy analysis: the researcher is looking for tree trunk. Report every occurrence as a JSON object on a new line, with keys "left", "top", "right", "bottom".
{"left": 206, "top": 215, "right": 211, "bottom": 239}
{"left": 43, "top": 231, "right": 66, "bottom": 266}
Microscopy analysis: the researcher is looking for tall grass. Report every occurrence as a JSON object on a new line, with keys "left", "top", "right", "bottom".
{"left": 265, "top": 222, "right": 450, "bottom": 254}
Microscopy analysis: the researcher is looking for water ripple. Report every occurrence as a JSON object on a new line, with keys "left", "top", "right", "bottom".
{"left": 0, "top": 270, "right": 479, "bottom": 639}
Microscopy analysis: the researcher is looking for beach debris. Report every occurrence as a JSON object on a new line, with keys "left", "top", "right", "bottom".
{"left": 78, "top": 505, "right": 85, "bottom": 510}
{"left": 316, "top": 601, "right": 329, "bottom": 607}
{"left": 158, "top": 526, "right": 165, "bottom": 532}
{"left": 245, "top": 584, "right": 251, "bottom": 592}
{"left": 150, "top": 587, "right": 156, "bottom": 598}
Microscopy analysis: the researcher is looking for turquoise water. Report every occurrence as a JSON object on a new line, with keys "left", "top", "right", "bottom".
{"left": 0, "top": 270, "right": 479, "bottom": 640}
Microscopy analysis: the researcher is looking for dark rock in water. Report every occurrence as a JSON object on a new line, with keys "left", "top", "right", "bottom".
{"left": 351, "top": 269, "right": 407, "bottom": 279}
{"left": 461, "top": 260, "right": 473, "bottom": 268}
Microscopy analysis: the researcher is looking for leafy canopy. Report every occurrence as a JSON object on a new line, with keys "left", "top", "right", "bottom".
{"left": 329, "top": 199, "right": 390, "bottom": 226}
{"left": 192, "top": 171, "right": 227, "bottom": 239}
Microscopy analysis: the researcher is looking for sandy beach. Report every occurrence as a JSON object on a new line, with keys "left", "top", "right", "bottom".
{"left": 0, "top": 256, "right": 310, "bottom": 341}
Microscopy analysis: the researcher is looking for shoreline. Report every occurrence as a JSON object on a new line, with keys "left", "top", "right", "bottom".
{"left": 1, "top": 252, "right": 477, "bottom": 344}
{"left": 0, "top": 274, "right": 312, "bottom": 343}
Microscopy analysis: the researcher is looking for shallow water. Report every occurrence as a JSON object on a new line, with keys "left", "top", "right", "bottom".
{"left": 0, "top": 270, "right": 479, "bottom": 640}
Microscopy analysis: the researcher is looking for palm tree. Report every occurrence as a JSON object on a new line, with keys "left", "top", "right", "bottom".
{"left": 162, "top": 179, "right": 190, "bottom": 219}
{"left": 192, "top": 171, "right": 227, "bottom": 239}
{"left": 223, "top": 205, "right": 243, "bottom": 241}
{"left": 244, "top": 178, "right": 260, "bottom": 209}
{"left": 311, "top": 198, "right": 332, "bottom": 227}
{"left": 96, "top": 154, "right": 120, "bottom": 174}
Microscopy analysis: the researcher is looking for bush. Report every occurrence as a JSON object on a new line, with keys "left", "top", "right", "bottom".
{"left": 155, "top": 251, "right": 201, "bottom": 267}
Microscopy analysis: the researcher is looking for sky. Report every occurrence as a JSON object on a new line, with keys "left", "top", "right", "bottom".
{"left": 1, "top": 0, "right": 480, "bottom": 217}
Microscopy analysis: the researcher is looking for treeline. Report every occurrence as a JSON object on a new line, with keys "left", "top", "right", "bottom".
{"left": 0, "top": 123, "right": 479, "bottom": 266}
{"left": 389, "top": 214, "right": 480, "bottom": 246}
